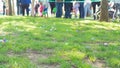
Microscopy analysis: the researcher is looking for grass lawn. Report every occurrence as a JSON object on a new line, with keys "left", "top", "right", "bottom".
{"left": 0, "top": 16, "right": 120, "bottom": 68}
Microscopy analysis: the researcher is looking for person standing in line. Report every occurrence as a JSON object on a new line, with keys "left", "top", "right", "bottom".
{"left": 56, "top": 0, "right": 63, "bottom": 18}
{"left": 64, "top": 0, "right": 73, "bottom": 18}
{"left": 91, "top": 0, "right": 101, "bottom": 20}
{"left": 17, "top": 0, "right": 21, "bottom": 15}
{"left": 39, "top": 2, "right": 44, "bottom": 17}
{"left": 73, "top": 2, "right": 80, "bottom": 18}
{"left": 34, "top": 1, "right": 40, "bottom": 16}
{"left": 77, "top": 0, "right": 85, "bottom": 19}
{"left": 111, "top": 0, "right": 120, "bottom": 19}
{"left": 19, "top": 0, "right": 31, "bottom": 16}
{"left": 84, "top": 0, "right": 91, "bottom": 18}
{"left": 2, "top": 0, "right": 6, "bottom": 15}
{"left": 49, "top": 0, "right": 55, "bottom": 13}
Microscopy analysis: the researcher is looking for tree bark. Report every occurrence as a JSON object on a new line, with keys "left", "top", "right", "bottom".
{"left": 12, "top": 0, "right": 15, "bottom": 15}
{"left": 99, "top": 0, "right": 109, "bottom": 22}
{"left": 31, "top": 0, "right": 35, "bottom": 16}
{"left": 8, "top": 0, "right": 12, "bottom": 15}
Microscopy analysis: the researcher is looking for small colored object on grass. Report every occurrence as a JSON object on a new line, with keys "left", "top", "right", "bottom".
{"left": 0, "top": 38, "right": 7, "bottom": 43}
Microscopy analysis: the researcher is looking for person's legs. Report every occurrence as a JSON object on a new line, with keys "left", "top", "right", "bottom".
{"left": 118, "top": 6, "right": 120, "bottom": 22}
{"left": 69, "top": 3, "right": 73, "bottom": 18}
{"left": 56, "top": 2, "right": 60, "bottom": 17}
{"left": 113, "top": 8, "right": 116, "bottom": 20}
{"left": 92, "top": 2, "right": 96, "bottom": 14}
{"left": 64, "top": 3, "right": 72, "bottom": 18}
{"left": 34, "top": 9, "right": 37, "bottom": 16}
{"left": 59, "top": 2, "right": 63, "bottom": 17}
{"left": 84, "top": 3, "right": 91, "bottom": 18}
{"left": 113, "top": 3, "right": 119, "bottom": 19}
{"left": 119, "top": 6, "right": 120, "bottom": 12}
{"left": 17, "top": 5, "right": 20, "bottom": 15}
{"left": 84, "top": 3, "right": 88, "bottom": 18}
{"left": 79, "top": 2, "right": 84, "bottom": 18}
{"left": 116, "top": 3, "right": 120, "bottom": 16}
{"left": 64, "top": 3, "right": 68, "bottom": 18}
{"left": 3, "top": 5, "right": 5, "bottom": 15}
{"left": 87, "top": 3, "right": 91, "bottom": 16}
{"left": 56, "top": 2, "right": 63, "bottom": 18}
{"left": 25, "top": 4, "right": 30, "bottom": 16}
{"left": 50, "top": 2, "right": 55, "bottom": 13}
{"left": 21, "top": 5, "right": 25, "bottom": 16}
{"left": 92, "top": 2, "right": 98, "bottom": 20}
{"left": 119, "top": 4, "right": 120, "bottom": 11}
{"left": 16, "top": 0, "right": 18, "bottom": 15}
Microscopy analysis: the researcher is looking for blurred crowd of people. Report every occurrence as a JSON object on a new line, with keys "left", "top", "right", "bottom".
{"left": 1, "top": 0, "right": 120, "bottom": 20}
{"left": 34, "top": 0, "right": 101, "bottom": 19}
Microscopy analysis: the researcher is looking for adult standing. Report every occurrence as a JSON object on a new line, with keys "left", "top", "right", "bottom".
{"left": 17, "top": 0, "right": 21, "bottom": 15}
{"left": 77, "top": 0, "right": 85, "bottom": 18}
{"left": 64, "top": 0, "right": 73, "bottom": 18}
{"left": 91, "top": 0, "right": 101, "bottom": 20}
{"left": 84, "top": 0, "right": 91, "bottom": 18}
{"left": 19, "top": 0, "right": 31, "bottom": 16}
{"left": 2, "top": 0, "right": 6, "bottom": 15}
{"left": 56, "top": 0, "right": 63, "bottom": 18}
{"left": 111, "top": 0, "right": 120, "bottom": 19}
{"left": 49, "top": 0, "right": 55, "bottom": 13}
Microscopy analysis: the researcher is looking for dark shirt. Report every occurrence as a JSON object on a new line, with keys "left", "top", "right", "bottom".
{"left": 35, "top": 4, "right": 39, "bottom": 9}
{"left": 20, "top": 0, "right": 31, "bottom": 5}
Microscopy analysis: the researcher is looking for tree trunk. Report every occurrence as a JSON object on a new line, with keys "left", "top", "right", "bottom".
{"left": 31, "top": 0, "right": 35, "bottom": 16}
{"left": 99, "top": 0, "right": 109, "bottom": 22}
{"left": 12, "top": 0, "right": 15, "bottom": 15}
{"left": 8, "top": 0, "right": 12, "bottom": 15}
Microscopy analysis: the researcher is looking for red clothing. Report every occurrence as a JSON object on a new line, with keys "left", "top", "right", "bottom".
{"left": 39, "top": 5, "right": 44, "bottom": 12}
{"left": 39, "top": 5, "right": 44, "bottom": 16}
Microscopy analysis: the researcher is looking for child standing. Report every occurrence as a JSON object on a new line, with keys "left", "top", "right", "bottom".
{"left": 34, "top": 1, "right": 39, "bottom": 16}
{"left": 42, "top": 5, "right": 48, "bottom": 17}
{"left": 39, "top": 2, "right": 44, "bottom": 17}
{"left": 73, "top": 2, "right": 80, "bottom": 18}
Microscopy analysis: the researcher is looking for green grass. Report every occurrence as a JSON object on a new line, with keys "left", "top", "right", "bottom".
{"left": 0, "top": 16, "right": 120, "bottom": 68}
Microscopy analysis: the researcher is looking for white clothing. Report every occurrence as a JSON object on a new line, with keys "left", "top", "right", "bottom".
{"left": 73, "top": 3, "right": 80, "bottom": 12}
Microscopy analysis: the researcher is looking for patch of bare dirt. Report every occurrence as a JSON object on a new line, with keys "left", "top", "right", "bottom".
{"left": 7, "top": 51, "right": 17, "bottom": 57}
{"left": 38, "top": 64, "right": 60, "bottom": 68}
{"left": 86, "top": 58, "right": 109, "bottom": 68}
{"left": 26, "top": 49, "right": 60, "bottom": 68}
{"left": 25, "top": 49, "right": 49, "bottom": 63}
{"left": 7, "top": 48, "right": 60, "bottom": 68}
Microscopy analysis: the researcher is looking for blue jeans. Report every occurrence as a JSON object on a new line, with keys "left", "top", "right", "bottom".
{"left": 56, "top": 2, "right": 63, "bottom": 18}
{"left": 21, "top": 4, "right": 30, "bottom": 16}
{"left": 64, "top": 3, "right": 73, "bottom": 18}
{"left": 79, "top": 2, "right": 84, "bottom": 18}
{"left": 84, "top": 2, "right": 91, "bottom": 18}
